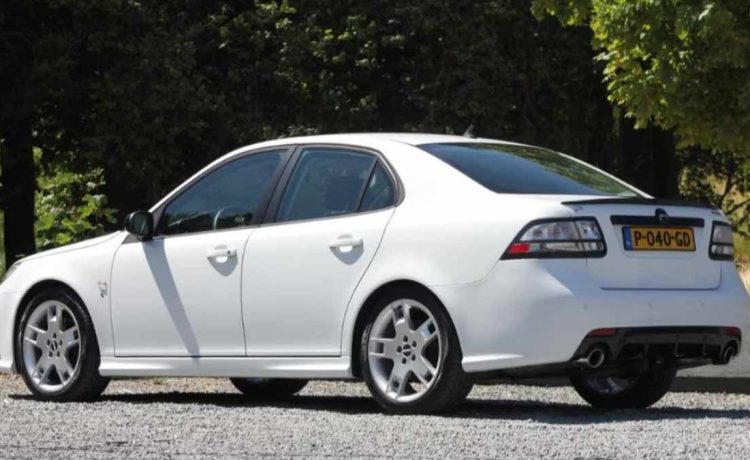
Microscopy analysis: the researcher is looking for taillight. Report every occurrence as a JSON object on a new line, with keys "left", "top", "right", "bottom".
{"left": 502, "top": 218, "right": 606, "bottom": 259}
{"left": 709, "top": 221, "right": 734, "bottom": 260}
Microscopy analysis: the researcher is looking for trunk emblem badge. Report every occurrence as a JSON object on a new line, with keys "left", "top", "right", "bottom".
{"left": 655, "top": 208, "right": 669, "bottom": 224}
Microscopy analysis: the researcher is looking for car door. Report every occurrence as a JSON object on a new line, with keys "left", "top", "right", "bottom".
{"left": 110, "top": 148, "right": 291, "bottom": 356}
{"left": 242, "top": 146, "right": 398, "bottom": 356}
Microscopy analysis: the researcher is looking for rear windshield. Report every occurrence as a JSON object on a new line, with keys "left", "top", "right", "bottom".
{"left": 419, "top": 143, "right": 640, "bottom": 196}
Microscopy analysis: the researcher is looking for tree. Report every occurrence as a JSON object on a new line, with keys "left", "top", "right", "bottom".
{"left": 0, "top": 1, "right": 37, "bottom": 267}
{"left": 0, "top": 0, "right": 233, "bottom": 268}
{"left": 0, "top": 0, "right": 624, "bottom": 264}
{"left": 680, "top": 148, "right": 750, "bottom": 234}
{"left": 532, "top": 0, "right": 750, "bottom": 156}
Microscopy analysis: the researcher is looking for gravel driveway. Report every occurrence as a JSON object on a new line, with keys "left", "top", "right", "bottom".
{"left": 1, "top": 375, "right": 748, "bottom": 459}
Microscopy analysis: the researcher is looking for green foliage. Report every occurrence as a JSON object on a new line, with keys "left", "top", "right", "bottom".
{"left": 680, "top": 148, "right": 750, "bottom": 235}
{"left": 35, "top": 160, "right": 116, "bottom": 250}
{"left": 533, "top": 0, "right": 750, "bottom": 156}
{"left": 16, "top": 0, "right": 618, "bottom": 219}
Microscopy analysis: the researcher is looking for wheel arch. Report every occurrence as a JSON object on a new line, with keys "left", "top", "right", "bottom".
{"left": 349, "top": 279, "right": 461, "bottom": 379}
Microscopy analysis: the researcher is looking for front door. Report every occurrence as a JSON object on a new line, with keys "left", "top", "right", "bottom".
{"left": 242, "top": 147, "right": 397, "bottom": 356}
{"left": 110, "top": 148, "right": 290, "bottom": 356}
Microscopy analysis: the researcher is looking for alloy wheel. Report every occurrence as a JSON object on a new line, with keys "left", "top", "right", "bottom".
{"left": 367, "top": 298, "right": 442, "bottom": 403}
{"left": 21, "top": 300, "right": 82, "bottom": 393}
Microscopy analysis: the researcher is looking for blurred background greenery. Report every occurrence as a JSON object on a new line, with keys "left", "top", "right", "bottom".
{"left": 2, "top": 0, "right": 750, "bottom": 275}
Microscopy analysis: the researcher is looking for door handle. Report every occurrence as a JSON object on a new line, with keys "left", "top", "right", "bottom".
{"left": 328, "top": 236, "right": 363, "bottom": 249}
{"left": 206, "top": 247, "right": 237, "bottom": 260}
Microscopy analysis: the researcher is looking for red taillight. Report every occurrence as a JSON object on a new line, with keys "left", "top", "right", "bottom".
{"left": 501, "top": 218, "right": 606, "bottom": 260}
{"left": 587, "top": 328, "right": 618, "bottom": 337}
{"left": 724, "top": 327, "right": 742, "bottom": 338}
{"left": 507, "top": 243, "right": 530, "bottom": 254}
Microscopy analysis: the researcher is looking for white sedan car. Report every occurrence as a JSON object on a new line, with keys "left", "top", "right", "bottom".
{"left": 0, "top": 133, "right": 747, "bottom": 413}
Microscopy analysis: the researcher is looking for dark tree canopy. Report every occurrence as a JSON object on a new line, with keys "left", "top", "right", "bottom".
{"left": 1, "top": 0, "right": 746, "bottom": 267}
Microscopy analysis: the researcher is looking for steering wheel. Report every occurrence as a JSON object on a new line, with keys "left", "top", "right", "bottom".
{"left": 213, "top": 205, "right": 251, "bottom": 230}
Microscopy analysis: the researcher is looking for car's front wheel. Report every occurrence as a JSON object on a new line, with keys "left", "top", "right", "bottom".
{"left": 361, "top": 287, "right": 473, "bottom": 414}
{"left": 15, "top": 289, "right": 110, "bottom": 401}
{"left": 570, "top": 368, "right": 676, "bottom": 409}
{"left": 229, "top": 378, "right": 308, "bottom": 400}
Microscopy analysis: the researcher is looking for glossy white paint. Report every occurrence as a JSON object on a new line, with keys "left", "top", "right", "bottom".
{"left": 242, "top": 209, "right": 394, "bottom": 356}
{"left": 99, "top": 356, "right": 351, "bottom": 378}
{"left": 110, "top": 228, "right": 254, "bottom": 356}
{"left": 0, "top": 133, "right": 747, "bottom": 379}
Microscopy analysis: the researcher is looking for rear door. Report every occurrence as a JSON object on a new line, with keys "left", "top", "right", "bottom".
{"left": 241, "top": 146, "right": 397, "bottom": 356}
{"left": 569, "top": 201, "right": 722, "bottom": 289}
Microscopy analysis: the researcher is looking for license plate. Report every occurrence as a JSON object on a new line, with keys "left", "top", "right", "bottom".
{"left": 622, "top": 226, "right": 695, "bottom": 251}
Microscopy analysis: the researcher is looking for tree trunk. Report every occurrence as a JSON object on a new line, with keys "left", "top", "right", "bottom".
{"left": 618, "top": 115, "right": 679, "bottom": 198}
{"left": 0, "top": 1, "right": 37, "bottom": 270}
{"left": 1, "top": 116, "right": 37, "bottom": 269}
{"left": 650, "top": 126, "right": 679, "bottom": 199}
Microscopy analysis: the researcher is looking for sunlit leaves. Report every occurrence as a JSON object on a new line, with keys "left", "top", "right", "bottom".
{"left": 534, "top": 0, "right": 750, "bottom": 155}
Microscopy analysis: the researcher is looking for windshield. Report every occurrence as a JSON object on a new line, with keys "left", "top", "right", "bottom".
{"left": 419, "top": 143, "right": 641, "bottom": 197}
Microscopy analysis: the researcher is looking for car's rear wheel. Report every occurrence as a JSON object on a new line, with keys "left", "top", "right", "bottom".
{"left": 15, "top": 289, "right": 109, "bottom": 401}
{"left": 570, "top": 368, "right": 676, "bottom": 409}
{"left": 229, "top": 378, "right": 308, "bottom": 400}
{"left": 361, "top": 287, "right": 473, "bottom": 414}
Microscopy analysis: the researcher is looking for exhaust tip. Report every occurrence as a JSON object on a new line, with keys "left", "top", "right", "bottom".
{"left": 586, "top": 346, "right": 607, "bottom": 369}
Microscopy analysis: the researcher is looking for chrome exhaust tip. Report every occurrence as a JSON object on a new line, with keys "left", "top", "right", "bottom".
{"left": 586, "top": 346, "right": 607, "bottom": 369}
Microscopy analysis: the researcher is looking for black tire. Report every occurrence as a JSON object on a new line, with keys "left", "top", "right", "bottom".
{"left": 570, "top": 368, "right": 676, "bottom": 409}
{"left": 360, "top": 286, "right": 473, "bottom": 414}
{"left": 229, "top": 378, "right": 308, "bottom": 400}
{"left": 14, "top": 288, "right": 110, "bottom": 401}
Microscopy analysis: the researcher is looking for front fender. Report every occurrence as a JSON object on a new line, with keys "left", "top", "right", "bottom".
{"left": 0, "top": 233, "right": 125, "bottom": 373}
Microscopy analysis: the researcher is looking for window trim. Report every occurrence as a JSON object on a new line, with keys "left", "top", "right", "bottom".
{"left": 263, "top": 143, "right": 402, "bottom": 226}
{"left": 148, "top": 146, "right": 295, "bottom": 239}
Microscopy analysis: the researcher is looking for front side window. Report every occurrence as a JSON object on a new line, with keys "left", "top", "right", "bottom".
{"left": 420, "top": 143, "right": 641, "bottom": 196}
{"left": 276, "top": 148, "right": 378, "bottom": 222}
{"left": 159, "top": 150, "right": 285, "bottom": 235}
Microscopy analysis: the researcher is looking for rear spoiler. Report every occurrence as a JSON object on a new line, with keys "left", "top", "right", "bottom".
{"left": 561, "top": 197, "right": 715, "bottom": 209}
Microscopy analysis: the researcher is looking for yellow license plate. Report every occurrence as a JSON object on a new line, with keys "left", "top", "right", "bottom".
{"left": 622, "top": 226, "right": 695, "bottom": 251}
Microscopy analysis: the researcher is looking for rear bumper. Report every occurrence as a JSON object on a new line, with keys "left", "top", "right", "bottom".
{"left": 473, "top": 326, "right": 742, "bottom": 380}
{"left": 432, "top": 259, "right": 750, "bottom": 373}
{"left": 571, "top": 326, "right": 740, "bottom": 363}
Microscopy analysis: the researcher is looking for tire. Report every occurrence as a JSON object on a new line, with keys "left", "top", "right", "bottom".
{"left": 360, "top": 286, "right": 473, "bottom": 414}
{"left": 14, "top": 288, "right": 110, "bottom": 401}
{"left": 229, "top": 378, "right": 308, "bottom": 400}
{"left": 570, "top": 368, "right": 676, "bottom": 409}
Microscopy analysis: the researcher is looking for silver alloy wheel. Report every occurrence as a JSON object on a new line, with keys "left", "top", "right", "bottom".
{"left": 367, "top": 298, "right": 442, "bottom": 403}
{"left": 21, "top": 300, "right": 81, "bottom": 392}
{"left": 584, "top": 376, "right": 634, "bottom": 395}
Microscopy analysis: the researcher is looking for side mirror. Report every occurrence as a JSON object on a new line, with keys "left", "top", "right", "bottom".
{"left": 124, "top": 211, "right": 154, "bottom": 240}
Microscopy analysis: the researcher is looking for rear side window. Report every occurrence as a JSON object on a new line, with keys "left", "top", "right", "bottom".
{"left": 277, "top": 148, "right": 377, "bottom": 222}
{"left": 360, "top": 163, "right": 395, "bottom": 212}
{"left": 419, "top": 143, "right": 640, "bottom": 196}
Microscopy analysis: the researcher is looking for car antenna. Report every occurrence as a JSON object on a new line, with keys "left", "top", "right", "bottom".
{"left": 463, "top": 124, "right": 477, "bottom": 139}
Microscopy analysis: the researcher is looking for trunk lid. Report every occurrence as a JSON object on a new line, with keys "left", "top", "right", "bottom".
{"left": 564, "top": 198, "right": 724, "bottom": 290}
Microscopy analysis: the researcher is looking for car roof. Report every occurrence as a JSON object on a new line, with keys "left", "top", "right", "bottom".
{"left": 231, "top": 132, "right": 526, "bottom": 152}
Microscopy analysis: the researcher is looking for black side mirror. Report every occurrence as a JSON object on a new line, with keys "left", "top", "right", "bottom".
{"left": 124, "top": 211, "right": 154, "bottom": 240}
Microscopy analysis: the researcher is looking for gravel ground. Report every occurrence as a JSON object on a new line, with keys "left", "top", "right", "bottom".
{"left": 1, "top": 376, "right": 749, "bottom": 459}
{"left": 680, "top": 351, "right": 750, "bottom": 378}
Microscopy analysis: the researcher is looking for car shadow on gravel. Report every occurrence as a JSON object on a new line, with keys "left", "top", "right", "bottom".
{"left": 12, "top": 391, "right": 747, "bottom": 423}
